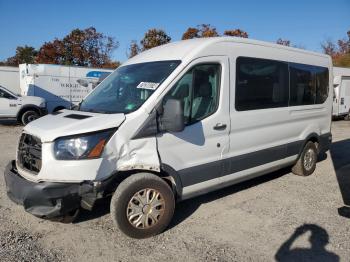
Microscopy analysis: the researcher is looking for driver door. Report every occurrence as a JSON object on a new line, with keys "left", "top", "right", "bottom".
{"left": 157, "top": 56, "right": 230, "bottom": 197}
{"left": 0, "top": 88, "right": 18, "bottom": 117}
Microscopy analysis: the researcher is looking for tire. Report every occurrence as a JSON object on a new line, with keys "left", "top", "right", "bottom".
{"left": 21, "top": 110, "right": 39, "bottom": 125}
{"left": 110, "top": 173, "right": 175, "bottom": 239}
{"left": 292, "top": 141, "right": 318, "bottom": 176}
{"left": 344, "top": 111, "right": 350, "bottom": 121}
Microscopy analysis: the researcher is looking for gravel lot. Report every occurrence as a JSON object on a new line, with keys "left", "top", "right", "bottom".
{"left": 0, "top": 120, "right": 350, "bottom": 261}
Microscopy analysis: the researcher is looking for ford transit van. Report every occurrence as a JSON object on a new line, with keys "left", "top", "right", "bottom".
{"left": 4, "top": 37, "right": 333, "bottom": 238}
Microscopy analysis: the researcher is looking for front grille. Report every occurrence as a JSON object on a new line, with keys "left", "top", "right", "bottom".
{"left": 17, "top": 133, "right": 42, "bottom": 174}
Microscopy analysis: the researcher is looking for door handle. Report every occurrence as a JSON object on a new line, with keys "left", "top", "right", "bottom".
{"left": 213, "top": 123, "right": 227, "bottom": 130}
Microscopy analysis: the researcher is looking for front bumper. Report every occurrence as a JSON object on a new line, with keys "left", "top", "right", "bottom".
{"left": 4, "top": 160, "right": 102, "bottom": 219}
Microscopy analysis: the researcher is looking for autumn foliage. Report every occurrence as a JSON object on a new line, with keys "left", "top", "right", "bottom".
{"left": 127, "top": 29, "right": 171, "bottom": 58}
{"left": 140, "top": 29, "right": 171, "bottom": 51}
{"left": 321, "top": 31, "right": 350, "bottom": 67}
{"left": 1, "top": 46, "right": 38, "bottom": 66}
{"left": 3, "top": 24, "right": 349, "bottom": 68}
{"left": 182, "top": 24, "right": 219, "bottom": 39}
{"left": 224, "top": 29, "right": 248, "bottom": 38}
{"left": 36, "top": 27, "right": 119, "bottom": 68}
{"left": 1, "top": 27, "right": 120, "bottom": 68}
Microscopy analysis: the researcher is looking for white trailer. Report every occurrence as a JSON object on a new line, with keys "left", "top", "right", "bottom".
{"left": 0, "top": 66, "right": 20, "bottom": 94}
{"left": 19, "top": 64, "right": 113, "bottom": 112}
{"left": 333, "top": 67, "right": 350, "bottom": 118}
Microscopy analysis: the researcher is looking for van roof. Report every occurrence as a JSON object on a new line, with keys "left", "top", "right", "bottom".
{"left": 124, "top": 37, "right": 330, "bottom": 65}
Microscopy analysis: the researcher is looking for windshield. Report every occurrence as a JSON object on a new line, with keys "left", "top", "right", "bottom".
{"left": 79, "top": 60, "right": 181, "bottom": 114}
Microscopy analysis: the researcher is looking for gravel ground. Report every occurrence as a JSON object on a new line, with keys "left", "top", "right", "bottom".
{"left": 0, "top": 120, "right": 350, "bottom": 261}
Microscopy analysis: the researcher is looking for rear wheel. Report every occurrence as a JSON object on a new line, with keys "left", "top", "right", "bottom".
{"left": 21, "top": 110, "right": 39, "bottom": 125}
{"left": 292, "top": 141, "right": 318, "bottom": 176}
{"left": 110, "top": 173, "right": 175, "bottom": 239}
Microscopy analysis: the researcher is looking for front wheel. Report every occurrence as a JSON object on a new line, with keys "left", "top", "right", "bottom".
{"left": 21, "top": 110, "right": 39, "bottom": 125}
{"left": 110, "top": 173, "right": 175, "bottom": 239}
{"left": 292, "top": 141, "right": 318, "bottom": 176}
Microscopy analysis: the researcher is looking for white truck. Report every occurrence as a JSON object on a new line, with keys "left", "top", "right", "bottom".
{"left": 0, "top": 85, "right": 46, "bottom": 125}
{"left": 19, "top": 64, "right": 113, "bottom": 113}
{"left": 332, "top": 66, "right": 350, "bottom": 118}
{"left": 0, "top": 66, "right": 20, "bottom": 94}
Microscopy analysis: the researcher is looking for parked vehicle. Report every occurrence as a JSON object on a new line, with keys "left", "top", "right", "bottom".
{"left": 0, "top": 85, "right": 47, "bottom": 125}
{"left": 4, "top": 37, "right": 333, "bottom": 238}
{"left": 19, "top": 64, "right": 113, "bottom": 113}
{"left": 332, "top": 66, "right": 350, "bottom": 119}
{"left": 0, "top": 66, "right": 20, "bottom": 94}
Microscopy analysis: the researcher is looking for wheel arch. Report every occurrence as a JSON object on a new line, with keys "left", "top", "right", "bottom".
{"left": 16, "top": 104, "right": 41, "bottom": 122}
{"left": 298, "top": 133, "right": 320, "bottom": 157}
{"left": 105, "top": 165, "right": 183, "bottom": 201}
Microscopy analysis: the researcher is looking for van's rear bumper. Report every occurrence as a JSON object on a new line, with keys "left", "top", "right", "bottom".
{"left": 3, "top": 160, "right": 103, "bottom": 219}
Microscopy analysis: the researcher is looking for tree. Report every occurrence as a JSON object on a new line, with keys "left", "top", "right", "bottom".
{"left": 140, "top": 29, "right": 171, "bottom": 51}
{"left": 276, "top": 38, "right": 291, "bottom": 46}
{"left": 321, "top": 39, "right": 338, "bottom": 57}
{"left": 337, "top": 33, "right": 350, "bottom": 54}
{"left": 182, "top": 27, "right": 200, "bottom": 40}
{"left": 182, "top": 24, "right": 219, "bottom": 39}
{"left": 35, "top": 39, "right": 64, "bottom": 64}
{"left": 224, "top": 29, "right": 248, "bottom": 38}
{"left": 333, "top": 54, "right": 350, "bottom": 67}
{"left": 36, "top": 27, "right": 119, "bottom": 67}
{"left": 127, "top": 40, "right": 141, "bottom": 58}
{"left": 200, "top": 24, "right": 219, "bottom": 38}
{"left": 3, "top": 45, "right": 38, "bottom": 66}
{"left": 321, "top": 30, "right": 350, "bottom": 67}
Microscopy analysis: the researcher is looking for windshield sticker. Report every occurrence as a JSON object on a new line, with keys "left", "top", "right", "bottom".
{"left": 136, "top": 82, "right": 160, "bottom": 90}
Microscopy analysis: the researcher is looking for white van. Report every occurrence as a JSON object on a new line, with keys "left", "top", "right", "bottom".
{"left": 4, "top": 37, "right": 333, "bottom": 238}
{"left": 19, "top": 64, "right": 113, "bottom": 113}
{"left": 332, "top": 66, "right": 350, "bottom": 118}
{"left": 0, "top": 85, "right": 47, "bottom": 125}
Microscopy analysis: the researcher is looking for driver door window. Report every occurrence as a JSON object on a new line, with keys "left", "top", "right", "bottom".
{"left": 165, "top": 64, "right": 221, "bottom": 125}
{"left": 0, "top": 89, "right": 14, "bottom": 99}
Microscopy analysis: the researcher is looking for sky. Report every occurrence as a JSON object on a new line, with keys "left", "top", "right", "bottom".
{"left": 0, "top": 0, "right": 349, "bottom": 63}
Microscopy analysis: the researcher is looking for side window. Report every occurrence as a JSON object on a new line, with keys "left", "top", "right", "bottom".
{"left": 290, "top": 63, "right": 329, "bottom": 105}
{"left": 315, "top": 67, "right": 329, "bottom": 104}
{"left": 289, "top": 63, "right": 316, "bottom": 105}
{"left": 164, "top": 64, "right": 221, "bottom": 125}
{"left": 0, "top": 89, "right": 12, "bottom": 99}
{"left": 235, "top": 57, "right": 289, "bottom": 111}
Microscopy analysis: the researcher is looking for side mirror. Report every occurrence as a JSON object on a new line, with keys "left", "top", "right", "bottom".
{"left": 160, "top": 99, "right": 185, "bottom": 132}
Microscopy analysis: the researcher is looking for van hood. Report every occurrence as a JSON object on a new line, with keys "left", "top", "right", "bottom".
{"left": 24, "top": 110, "right": 125, "bottom": 142}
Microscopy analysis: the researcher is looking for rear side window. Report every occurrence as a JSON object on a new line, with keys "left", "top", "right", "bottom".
{"left": 164, "top": 64, "right": 221, "bottom": 124}
{"left": 236, "top": 57, "right": 289, "bottom": 111}
{"left": 289, "top": 63, "right": 329, "bottom": 105}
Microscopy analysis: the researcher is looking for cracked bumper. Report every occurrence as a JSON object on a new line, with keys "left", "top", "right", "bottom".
{"left": 4, "top": 160, "right": 96, "bottom": 218}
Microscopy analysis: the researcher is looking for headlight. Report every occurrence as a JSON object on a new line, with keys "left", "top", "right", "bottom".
{"left": 54, "top": 129, "right": 115, "bottom": 160}
{"left": 39, "top": 101, "right": 46, "bottom": 108}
